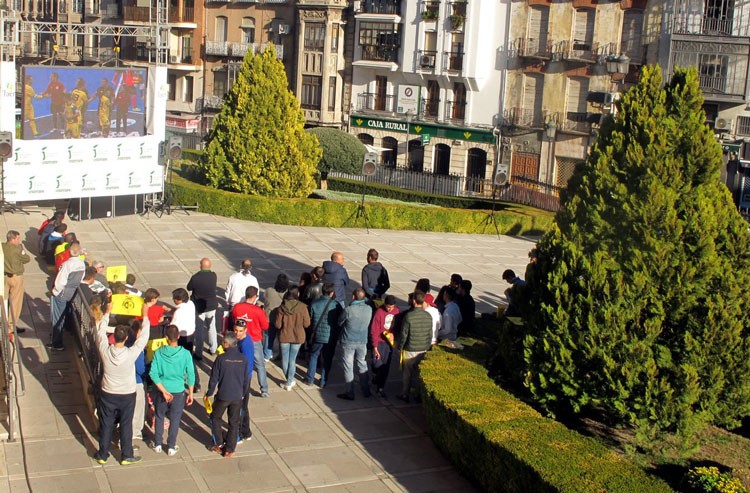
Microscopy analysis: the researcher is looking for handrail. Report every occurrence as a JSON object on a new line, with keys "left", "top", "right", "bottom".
{"left": 69, "top": 289, "right": 101, "bottom": 401}
{"left": 0, "top": 296, "right": 17, "bottom": 442}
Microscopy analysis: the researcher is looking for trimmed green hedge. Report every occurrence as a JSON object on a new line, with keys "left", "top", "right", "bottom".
{"left": 419, "top": 346, "right": 674, "bottom": 493}
{"left": 328, "top": 176, "right": 515, "bottom": 211}
{"left": 170, "top": 173, "right": 553, "bottom": 235}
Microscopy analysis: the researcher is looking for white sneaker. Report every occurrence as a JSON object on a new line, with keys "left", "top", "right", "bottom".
{"left": 151, "top": 443, "right": 162, "bottom": 453}
{"left": 287, "top": 381, "right": 296, "bottom": 391}
{"left": 167, "top": 446, "right": 179, "bottom": 456}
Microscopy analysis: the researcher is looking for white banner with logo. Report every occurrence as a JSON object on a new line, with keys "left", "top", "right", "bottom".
{"left": 5, "top": 136, "right": 164, "bottom": 201}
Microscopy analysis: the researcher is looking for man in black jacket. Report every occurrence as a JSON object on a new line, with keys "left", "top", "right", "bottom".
{"left": 206, "top": 332, "right": 249, "bottom": 458}
{"left": 187, "top": 258, "right": 218, "bottom": 358}
{"left": 361, "top": 249, "right": 390, "bottom": 301}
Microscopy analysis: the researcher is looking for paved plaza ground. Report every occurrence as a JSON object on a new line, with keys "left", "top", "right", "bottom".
{"left": 0, "top": 209, "right": 535, "bottom": 492}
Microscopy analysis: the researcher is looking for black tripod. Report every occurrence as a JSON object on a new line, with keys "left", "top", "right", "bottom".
{"left": 480, "top": 183, "right": 501, "bottom": 239}
{"left": 343, "top": 177, "right": 371, "bottom": 233}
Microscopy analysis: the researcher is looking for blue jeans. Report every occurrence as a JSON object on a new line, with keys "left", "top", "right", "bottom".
{"left": 263, "top": 326, "right": 278, "bottom": 360}
{"left": 253, "top": 339, "right": 268, "bottom": 393}
{"left": 196, "top": 310, "right": 217, "bottom": 355}
{"left": 279, "top": 342, "right": 301, "bottom": 386}
{"left": 153, "top": 390, "right": 186, "bottom": 449}
{"left": 307, "top": 342, "right": 335, "bottom": 387}
{"left": 340, "top": 343, "right": 370, "bottom": 398}
{"left": 50, "top": 295, "right": 70, "bottom": 348}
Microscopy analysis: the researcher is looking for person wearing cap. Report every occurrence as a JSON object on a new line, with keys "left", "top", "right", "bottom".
{"left": 206, "top": 332, "right": 248, "bottom": 458}
{"left": 369, "top": 295, "right": 399, "bottom": 398}
{"left": 231, "top": 317, "right": 255, "bottom": 441}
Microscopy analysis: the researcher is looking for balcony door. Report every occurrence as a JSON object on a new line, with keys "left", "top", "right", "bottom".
{"left": 215, "top": 16, "right": 227, "bottom": 42}
{"left": 523, "top": 74, "right": 543, "bottom": 126}
{"left": 452, "top": 82, "right": 466, "bottom": 120}
{"left": 374, "top": 76, "right": 387, "bottom": 111}
{"left": 528, "top": 6, "right": 549, "bottom": 56}
{"left": 573, "top": 9, "right": 595, "bottom": 53}
{"left": 426, "top": 80, "right": 439, "bottom": 118}
{"left": 704, "top": 0, "right": 734, "bottom": 35}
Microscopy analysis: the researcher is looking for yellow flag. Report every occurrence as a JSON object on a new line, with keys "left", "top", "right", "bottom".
{"left": 111, "top": 293, "right": 143, "bottom": 316}
{"left": 106, "top": 265, "right": 127, "bottom": 283}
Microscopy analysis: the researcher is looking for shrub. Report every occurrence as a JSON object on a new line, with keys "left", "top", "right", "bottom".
{"left": 169, "top": 172, "right": 553, "bottom": 236}
{"left": 520, "top": 66, "right": 750, "bottom": 447}
{"left": 419, "top": 346, "right": 674, "bottom": 493}
{"left": 685, "top": 467, "right": 747, "bottom": 493}
{"left": 307, "top": 128, "right": 366, "bottom": 176}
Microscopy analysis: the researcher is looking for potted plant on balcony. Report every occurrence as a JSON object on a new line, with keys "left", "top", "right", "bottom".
{"left": 450, "top": 14, "right": 464, "bottom": 30}
{"left": 422, "top": 8, "right": 439, "bottom": 21}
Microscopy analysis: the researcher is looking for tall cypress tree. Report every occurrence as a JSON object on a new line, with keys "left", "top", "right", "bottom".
{"left": 200, "top": 46, "right": 321, "bottom": 198}
{"left": 521, "top": 66, "right": 750, "bottom": 447}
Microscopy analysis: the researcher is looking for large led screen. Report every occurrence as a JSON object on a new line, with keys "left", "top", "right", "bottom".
{"left": 21, "top": 66, "right": 147, "bottom": 140}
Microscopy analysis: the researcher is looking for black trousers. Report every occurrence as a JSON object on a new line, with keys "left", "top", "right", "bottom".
{"left": 178, "top": 335, "right": 201, "bottom": 388}
{"left": 240, "top": 382, "right": 252, "bottom": 439}
{"left": 97, "top": 391, "right": 136, "bottom": 461}
{"left": 210, "top": 398, "right": 242, "bottom": 453}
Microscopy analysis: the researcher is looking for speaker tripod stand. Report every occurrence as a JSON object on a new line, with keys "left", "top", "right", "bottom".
{"left": 480, "top": 185, "right": 501, "bottom": 239}
{"left": 344, "top": 189, "right": 370, "bottom": 233}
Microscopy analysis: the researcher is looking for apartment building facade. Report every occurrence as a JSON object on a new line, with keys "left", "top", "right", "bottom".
{"left": 348, "top": 0, "right": 507, "bottom": 191}
{"left": 502, "top": 0, "right": 646, "bottom": 189}
{"left": 648, "top": 0, "right": 750, "bottom": 159}
{"left": 200, "top": 0, "right": 294, "bottom": 132}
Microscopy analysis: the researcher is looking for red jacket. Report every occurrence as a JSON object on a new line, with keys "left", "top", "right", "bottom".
{"left": 231, "top": 302, "right": 269, "bottom": 342}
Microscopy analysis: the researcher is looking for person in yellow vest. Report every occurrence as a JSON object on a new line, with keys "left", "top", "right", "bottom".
{"left": 23, "top": 75, "right": 40, "bottom": 137}
{"left": 71, "top": 78, "right": 89, "bottom": 135}
{"left": 90, "top": 78, "right": 113, "bottom": 137}
{"left": 64, "top": 93, "right": 81, "bottom": 138}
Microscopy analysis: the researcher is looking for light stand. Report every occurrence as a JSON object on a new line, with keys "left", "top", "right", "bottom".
{"left": 480, "top": 127, "right": 503, "bottom": 239}
{"left": 343, "top": 174, "right": 370, "bottom": 232}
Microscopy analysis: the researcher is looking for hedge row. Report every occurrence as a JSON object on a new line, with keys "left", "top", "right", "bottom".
{"left": 419, "top": 347, "right": 674, "bottom": 493}
{"left": 327, "top": 176, "right": 512, "bottom": 211}
{"left": 170, "top": 173, "right": 553, "bottom": 236}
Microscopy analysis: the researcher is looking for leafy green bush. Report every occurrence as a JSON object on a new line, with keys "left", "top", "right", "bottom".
{"left": 419, "top": 346, "right": 674, "bottom": 493}
{"left": 686, "top": 467, "right": 747, "bottom": 493}
{"left": 169, "top": 172, "right": 553, "bottom": 236}
{"left": 307, "top": 128, "right": 366, "bottom": 176}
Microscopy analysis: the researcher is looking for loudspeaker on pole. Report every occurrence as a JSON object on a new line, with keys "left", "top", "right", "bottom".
{"left": 362, "top": 152, "right": 378, "bottom": 176}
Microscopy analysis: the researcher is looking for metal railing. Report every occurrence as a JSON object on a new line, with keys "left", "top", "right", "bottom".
{"left": 445, "top": 100, "right": 466, "bottom": 122}
{"left": 503, "top": 107, "right": 542, "bottom": 128}
{"left": 361, "top": 0, "right": 401, "bottom": 14}
{"left": 562, "top": 111, "right": 591, "bottom": 133}
{"left": 0, "top": 297, "right": 21, "bottom": 442}
{"left": 231, "top": 42, "right": 256, "bottom": 57}
{"left": 70, "top": 289, "right": 101, "bottom": 401}
{"left": 356, "top": 92, "right": 395, "bottom": 113}
{"left": 205, "top": 40, "right": 229, "bottom": 56}
{"left": 518, "top": 37, "right": 551, "bottom": 58}
{"left": 329, "top": 169, "right": 562, "bottom": 211}
{"left": 419, "top": 99, "right": 440, "bottom": 120}
{"left": 443, "top": 51, "right": 463, "bottom": 71}
{"left": 361, "top": 44, "right": 399, "bottom": 63}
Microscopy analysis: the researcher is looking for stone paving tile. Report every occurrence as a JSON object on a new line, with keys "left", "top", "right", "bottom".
{"left": 5, "top": 438, "right": 92, "bottom": 476}
{"left": 9, "top": 470, "right": 101, "bottom": 493}
{"left": 392, "top": 469, "right": 479, "bottom": 492}
{"left": 104, "top": 463, "right": 201, "bottom": 493}
{"left": 256, "top": 415, "right": 341, "bottom": 452}
{"left": 358, "top": 437, "right": 452, "bottom": 476}
{"left": 307, "top": 479, "right": 395, "bottom": 493}
{"left": 193, "top": 454, "right": 294, "bottom": 492}
{"left": 279, "top": 445, "right": 379, "bottom": 488}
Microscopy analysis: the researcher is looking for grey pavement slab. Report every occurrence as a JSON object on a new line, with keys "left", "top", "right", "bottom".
{"left": 0, "top": 209, "right": 531, "bottom": 492}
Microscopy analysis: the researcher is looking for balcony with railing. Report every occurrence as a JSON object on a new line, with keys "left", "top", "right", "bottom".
{"left": 260, "top": 43, "right": 284, "bottom": 60}
{"left": 123, "top": 5, "right": 195, "bottom": 24}
{"left": 443, "top": 51, "right": 463, "bottom": 71}
{"left": 360, "top": 0, "right": 401, "bottom": 15}
{"left": 445, "top": 100, "right": 466, "bottom": 123}
{"left": 419, "top": 99, "right": 440, "bottom": 121}
{"left": 422, "top": 1, "right": 439, "bottom": 21}
{"left": 197, "top": 95, "right": 225, "bottom": 112}
{"left": 360, "top": 44, "right": 399, "bottom": 63}
{"left": 503, "top": 107, "right": 542, "bottom": 128}
{"left": 205, "top": 40, "right": 229, "bottom": 56}
{"left": 356, "top": 92, "right": 395, "bottom": 113}
{"left": 417, "top": 50, "right": 437, "bottom": 70}
{"left": 231, "top": 42, "right": 257, "bottom": 57}
{"left": 517, "top": 37, "right": 551, "bottom": 60}
{"left": 670, "top": 11, "right": 750, "bottom": 37}
{"left": 561, "top": 112, "right": 591, "bottom": 134}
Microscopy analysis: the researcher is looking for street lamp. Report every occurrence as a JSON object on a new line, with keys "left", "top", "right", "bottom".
{"left": 545, "top": 121, "right": 557, "bottom": 187}
{"left": 405, "top": 109, "right": 414, "bottom": 170}
{"left": 606, "top": 54, "right": 630, "bottom": 81}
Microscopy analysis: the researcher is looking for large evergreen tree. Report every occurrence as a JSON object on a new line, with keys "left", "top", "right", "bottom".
{"left": 521, "top": 66, "right": 750, "bottom": 447}
{"left": 200, "top": 46, "right": 321, "bottom": 198}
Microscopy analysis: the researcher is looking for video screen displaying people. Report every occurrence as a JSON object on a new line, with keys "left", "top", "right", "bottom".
{"left": 21, "top": 66, "right": 148, "bottom": 140}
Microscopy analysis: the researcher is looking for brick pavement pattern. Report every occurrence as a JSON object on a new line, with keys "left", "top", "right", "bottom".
{"left": 0, "top": 211, "right": 534, "bottom": 492}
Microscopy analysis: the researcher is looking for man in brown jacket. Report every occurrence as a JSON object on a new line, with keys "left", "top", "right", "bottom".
{"left": 3, "top": 231, "right": 31, "bottom": 334}
{"left": 274, "top": 287, "right": 310, "bottom": 390}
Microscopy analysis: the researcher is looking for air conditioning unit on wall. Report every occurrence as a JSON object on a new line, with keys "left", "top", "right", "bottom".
{"left": 716, "top": 117, "right": 733, "bottom": 131}
{"left": 278, "top": 24, "right": 290, "bottom": 35}
{"left": 169, "top": 55, "right": 178, "bottom": 63}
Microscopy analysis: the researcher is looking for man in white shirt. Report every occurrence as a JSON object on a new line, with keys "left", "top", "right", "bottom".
{"left": 438, "top": 288, "right": 463, "bottom": 349}
{"left": 424, "top": 299, "right": 441, "bottom": 346}
{"left": 171, "top": 287, "right": 201, "bottom": 392}
{"left": 225, "top": 259, "right": 259, "bottom": 322}
{"left": 48, "top": 241, "right": 86, "bottom": 351}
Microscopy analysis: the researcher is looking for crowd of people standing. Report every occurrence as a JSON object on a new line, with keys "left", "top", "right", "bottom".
{"left": 3, "top": 216, "right": 481, "bottom": 464}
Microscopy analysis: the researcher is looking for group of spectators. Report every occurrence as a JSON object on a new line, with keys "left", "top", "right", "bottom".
{"left": 5, "top": 221, "right": 483, "bottom": 464}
